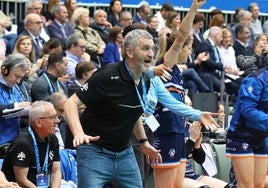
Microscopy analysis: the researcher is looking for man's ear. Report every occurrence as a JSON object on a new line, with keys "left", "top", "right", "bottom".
{"left": 125, "top": 48, "right": 134, "bottom": 58}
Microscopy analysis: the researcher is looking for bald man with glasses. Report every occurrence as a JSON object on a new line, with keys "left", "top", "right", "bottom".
{"left": 2, "top": 101, "right": 62, "bottom": 188}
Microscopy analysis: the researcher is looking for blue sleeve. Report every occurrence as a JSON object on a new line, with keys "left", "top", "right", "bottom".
{"left": 239, "top": 77, "right": 268, "bottom": 129}
{"left": 102, "top": 43, "right": 117, "bottom": 65}
{"left": 145, "top": 66, "right": 155, "bottom": 78}
{"left": 152, "top": 77, "right": 202, "bottom": 121}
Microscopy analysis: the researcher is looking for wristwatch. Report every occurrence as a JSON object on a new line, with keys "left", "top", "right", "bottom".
{"left": 138, "top": 138, "right": 148, "bottom": 144}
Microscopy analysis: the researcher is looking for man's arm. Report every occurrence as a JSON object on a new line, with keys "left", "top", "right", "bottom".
{"left": 132, "top": 117, "right": 162, "bottom": 165}
{"left": 50, "top": 161, "right": 61, "bottom": 188}
{"left": 63, "top": 94, "right": 100, "bottom": 147}
{"left": 13, "top": 166, "right": 35, "bottom": 188}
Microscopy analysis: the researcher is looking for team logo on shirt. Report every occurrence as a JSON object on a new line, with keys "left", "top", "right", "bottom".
{"left": 168, "top": 148, "right": 176, "bottom": 158}
{"left": 80, "top": 83, "right": 88, "bottom": 91}
{"left": 241, "top": 142, "right": 249, "bottom": 151}
{"left": 17, "top": 152, "right": 26, "bottom": 161}
{"left": 247, "top": 85, "right": 253, "bottom": 93}
{"left": 111, "top": 76, "right": 119, "bottom": 80}
{"left": 49, "top": 151, "right": 54, "bottom": 161}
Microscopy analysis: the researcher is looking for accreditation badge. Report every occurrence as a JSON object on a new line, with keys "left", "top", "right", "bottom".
{"left": 36, "top": 173, "right": 49, "bottom": 188}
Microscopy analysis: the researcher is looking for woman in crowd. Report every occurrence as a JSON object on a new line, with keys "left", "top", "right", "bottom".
{"left": 107, "top": 0, "right": 123, "bottom": 26}
{"left": 12, "top": 35, "right": 47, "bottom": 97}
{"left": 102, "top": 26, "right": 124, "bottom": 66}
{"left": 217, "top": 28, "right": 242, "bottom": 96}
{"left": 159, "top": 11, "right": 181, "bottom": 36}
{"left": 146, "top": 15, "right": 159, "bottom": 57}
{"left": 64, "top": 0, "right": 78, "bottom": 22}
{"left": 72, "top": 7, "right": 106, "bottom": 65}
{"left": 203, "top": 14, "right": 226, "bottom": 39}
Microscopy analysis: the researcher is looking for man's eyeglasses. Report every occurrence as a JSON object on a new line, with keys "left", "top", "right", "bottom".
{"left": 77, "top": 45, "right": 86, "bottom": 49}
{"left": 38, "top": 114, "right": 58, "bottom": 121}
{"left": 32, "top": 21, "right": 43, "bottom": 25}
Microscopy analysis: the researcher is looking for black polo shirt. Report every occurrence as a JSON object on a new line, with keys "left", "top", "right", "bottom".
{"left": 1, "top": 129, "right": 60, "bottom": 185}
{"left": 77, "top": 61, "right": 150, "bottom": 151}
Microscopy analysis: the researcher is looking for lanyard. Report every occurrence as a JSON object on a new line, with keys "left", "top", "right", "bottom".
{"left": 124, "top": 61, "right": 151, "bottom": 114}
{"left": 15, "top": 84, "right": 30, "bottom": 102}
{"left": 28, "top": 126, "right": 49, "bottom": 174}
{"left": 43, "top": 73, "right": 60, "bottom": 94}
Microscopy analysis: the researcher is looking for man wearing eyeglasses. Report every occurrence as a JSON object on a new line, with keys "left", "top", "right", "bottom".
{"left": 19, "top": 13, "right": 46, "bottom": 59}
{"left": 2, "top": 101, "right": 62, "bottom": 188}
{"left": 65, "top": 33, "right": 90, "bottom": 80}
{"left": 133, "top": 4, "right": 151, "bottom": 26}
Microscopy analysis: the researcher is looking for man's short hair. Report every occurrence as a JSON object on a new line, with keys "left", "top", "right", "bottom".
{"left": 161, "top": 3, "right": 174, "bottom": 12}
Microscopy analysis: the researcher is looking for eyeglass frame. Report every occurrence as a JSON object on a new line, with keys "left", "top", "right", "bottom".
{"left": 31, "top": 21, "right": 43, "bottom": 25}
{"left": 38, "top": 114, "right": 58, "bottom": 121}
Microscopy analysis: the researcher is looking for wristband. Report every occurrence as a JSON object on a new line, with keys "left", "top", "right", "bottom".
{"left": 139, "top": 138, "right": 148, "bottom": 144}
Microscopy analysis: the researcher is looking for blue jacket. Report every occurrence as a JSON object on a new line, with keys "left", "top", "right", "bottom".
{"left": 228, "top": 68, "right": 268, "bottom": 144}
{"left": 102, "top": 42, "right": 121, "bottom": 66}
{"left": 0, "top": 82, "right": 23, "bottom": 145}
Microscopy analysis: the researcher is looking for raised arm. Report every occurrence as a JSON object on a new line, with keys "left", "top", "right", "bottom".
{"left": 164, "top": 0, "right": 206, "bottom": 68}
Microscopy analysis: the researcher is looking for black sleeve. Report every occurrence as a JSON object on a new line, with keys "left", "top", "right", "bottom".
{"left": 192, "top": 146, "right": 206, "bottom": 164}
{"left": 185, "top": 139, "right": 195, "bottom": 159}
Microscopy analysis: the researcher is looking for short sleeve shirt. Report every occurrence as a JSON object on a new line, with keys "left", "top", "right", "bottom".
{"left": 76, "top": 61, "right": 150, "bottom": 151}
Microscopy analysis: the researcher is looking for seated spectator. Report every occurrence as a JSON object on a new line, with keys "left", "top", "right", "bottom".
{"left": 64, "top": 0, "right": 77, "bottom": 22}
{"left": 19, "top": 13, "right": 46, "bottom": 59}
{"left": 31, "top": 52, "right": 68, "bottom": 101}
{"left": 253, "top": 33, "right": 268, "bottom": 68}
{"left": 218, "top": 28, "right": 242, "bottom": 95}
{"left": 118, "top": 11, "right": 133, "bottom": 28}
{"left": 90, "top": 9, "right": 112, "bottom": 44}
{"left": 0, "top": 53, "right": 30, "bottom": 145}
{"left": 68, "top": 61, "right": 96, "bottom": 97}
{"left": 47, "top": 4, "right": 74, "bottom": 49}
{"left": 233, "top": 23, "right": 258, "bottom": 76}
{"left": 107, "top": 0, "right": 122, "bottom": 26}
{"left": 42, "top": 0, "right": 61, "bottom": 25}
{"left": 231, "top": 10, "right": 254, "bottom": 47}
{"left": 159, "top": 11, "right": 181, "bottom": 36}
{"left": 155, "top": 2, "right": 174, "bottom": 32}
{"left": 248, "top": 2, "right": 263, "bottom": 39}
{"left": 2, "top": 101, "right": 61, "bottom": 188}
{"left": 146, "top": 15, "right": 159, "bottom": 56}
{"left": 13, "top": 35, "right": 48, "bottom": 89}
{"left": 18, "top": 0, "right": 50, "bottom": 42}
{"left": 132, "top": 4, "right": 151, "bottom": 26}
{"left": 65, "top": 33, "right": 91, "bottom": 78}
{"left": 40, "top": 38, "right": 63, "bottom": 58}
{"left": 72, "top": 7, "right": 106, "bottom": 66}
{"left": 203, "top": 14, "right": 226, "bottom": 39}
{"left": 192, "top": 12, "right": 205, "bottom": 53}
{"left": 195, "top": 26, "right": 231, "bottom": 92}
{"left": 102, "top": 26, "right": 124, "bottom": 66}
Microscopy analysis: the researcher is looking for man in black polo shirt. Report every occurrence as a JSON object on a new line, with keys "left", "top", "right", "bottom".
{"left": 64, "top": 29, "right": 161, "bottom": 187}
{"left": 2, "top": 101, "right": 61, "bottom": 187}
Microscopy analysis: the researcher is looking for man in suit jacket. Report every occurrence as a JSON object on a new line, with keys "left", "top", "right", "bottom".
{"left": 47, "top": 4, "right": 74, "bottom": 49}
{"left": 195, "top": 26, "right": 231, "bottom": 92}
{"left": 19, "top": 13, "right": 45, "bottom": 59}
{"left": 132, "top": 4, "right": 151, "bottom": 26}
